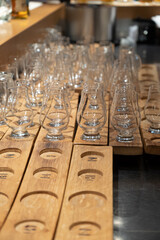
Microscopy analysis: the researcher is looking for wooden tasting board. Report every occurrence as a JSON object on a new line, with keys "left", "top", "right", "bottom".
{"left": 55, "top": 145, "right": 113, "bottom": 240}
{"left": 138, "top": 64, "right": 160, "bottom": 155}
{"left": 0, "top": 142, "right": 73, "bottom": 240}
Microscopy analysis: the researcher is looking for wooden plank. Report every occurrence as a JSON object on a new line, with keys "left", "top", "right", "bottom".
{"left": 0, "top": 141, "right": 33, "bottom": 229}
{"left": 140, "top": 120, "right": 160, "bottom": 155}
{"left": 138, "top": 64, "right": 160, "bottom": 155}
{"left": 0, "top": 125, "right": 9, "bottom": 141}
{"left": 0, "top": 142, "right": 73, "bottom": 240}
{"left": 138, "top": 64, "right": 159, "bottom": 100}
{"left": 36, "top": 93, "right": 79, "bottom": 143}
{"left": 55, "top": 145, "right": 113, "bottom": 240}
{"left": 74, "top": 101, "right": 109, "bottom": 146}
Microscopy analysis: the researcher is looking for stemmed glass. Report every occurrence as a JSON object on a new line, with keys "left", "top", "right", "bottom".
{"left": 4, "top": 84, "right": 33, "bottom": 138}
{"left": 144, "top": 84, "right": 160, "bottom": 134}
{"left": 77, "top": 85, "right": 106, "bottom": 141}
{"left": 39, "top": 87, "right": 69, "bottom": 141}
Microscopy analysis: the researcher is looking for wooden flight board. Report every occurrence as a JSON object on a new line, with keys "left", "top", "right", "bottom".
{"left": 0, "top": 125, "right": 9, "bottom": 141}
{"left": 0, "top": 141, "right": 33, "bottom": 229}
{"left": 0, "top": 142, "right": 73, "bottom": 240}
{"left": 55, "top": 145, "right": 113, "bottom": 240}
{"left": 138, "top": 64, "right": 160, "bottom": 155}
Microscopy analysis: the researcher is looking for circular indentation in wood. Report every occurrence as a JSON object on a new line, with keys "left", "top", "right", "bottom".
{"left": 150, "top": 138, "right": 160, "bottom": 143}
{"left": 140, "top": 79, "right": 156, "bottom": 83}
{"left": 141, "top": 73, "right": 154, "bottom": 78}
{"left": 0, "top": 192, "right": 8, "bottom": 206}
{"left": 15, "top": 220, "right": 45, "bottom": 234}
{"left": 0, "top": 148, "right": 21, "bottom": 160}
{"left": 39, "top": 148, "right": 62, "bottom": 160}
{"left": 33, "top": 167, "right": 58, "bottom": 180}
{"left": 20, "top": 191, "right": 58, "bottom": 208}
{"left": 81, "top": 151, "right": 104, "bottom": 162}
{"left": 69, "top": 221, "right": 101, "bottom": 236}
{"left": 0, "top": 167, "right": 14, "bottom": 180}
{"left": 141, "top": 65, "right": 152, "bottom": 69}
{"left": 78, "top": 169, "right": 103, "bottom": 182}
{"left": 69, "top": 191, "right": 107, "bottom": 208}
{"left": 140, "top": 95, "right": 148, "bottom": 100}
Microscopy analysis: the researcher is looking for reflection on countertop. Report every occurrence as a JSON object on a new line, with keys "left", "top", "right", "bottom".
{"left": 114, "top": 154, "right": 160, "bottom": 240}
{"left": 114, "top": 44, "right": 160, "bottom": 240}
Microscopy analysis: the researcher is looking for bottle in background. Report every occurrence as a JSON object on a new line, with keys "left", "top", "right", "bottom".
{"left": 0, "top": 0, "right": 12, "bottom": 23}
{"left": 11, "top": 0, "right": 29, "bottom": 19}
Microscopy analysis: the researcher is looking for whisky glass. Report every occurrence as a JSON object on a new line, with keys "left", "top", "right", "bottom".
{"left": 39, "top": 87, "right": 69, "bottom": 141}
{"left": 77, "top": 86, "right": 106, "bottom": 141}
{"left": 111, "top": 83, "right": 139, "bottom": 142}
{"left": 4, "top": 85, "right": 33, "bottom": 138}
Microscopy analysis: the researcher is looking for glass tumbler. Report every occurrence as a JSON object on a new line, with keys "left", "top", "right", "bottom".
{"left": 4, "top": 85, "right": 33, "bottom": 138}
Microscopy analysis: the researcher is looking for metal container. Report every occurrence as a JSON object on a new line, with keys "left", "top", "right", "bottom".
{"left": 65, "top": 5, "right": 116, "bottom": 42}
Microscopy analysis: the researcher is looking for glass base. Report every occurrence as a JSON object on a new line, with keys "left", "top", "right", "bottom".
{"left": 81, "top": 132, "right": 101, "bottom": 141}
{"left": 46, "top": 133, "right": 64, "bottom": 141}
{"left": 10, "top": 131, "right": 30, "bottom": 139}
{"left": 0, "top": 120, "right": 5, "bottom": 126}
{"left": 74, "top": 80, "right": 83, "bottom": 89}
{"left": 116, "top": 135, "right": 134, "bottom": 142}
{"left": 149, "top": 127, "right": 160, "bottom": 134}
{"left": 89, "top": 104, "right": 99, "bottom": 110}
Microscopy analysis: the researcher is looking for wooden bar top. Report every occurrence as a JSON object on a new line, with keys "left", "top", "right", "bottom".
{"left": 0, "top": 3, "right": 65, "bottom": 66}
{"left": 0, "top": 4, "right": 65, "bottom": 46}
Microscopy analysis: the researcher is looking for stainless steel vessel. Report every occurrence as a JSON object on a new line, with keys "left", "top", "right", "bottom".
{"left": 65, "top": 5, "right": 116, "bottom": 42}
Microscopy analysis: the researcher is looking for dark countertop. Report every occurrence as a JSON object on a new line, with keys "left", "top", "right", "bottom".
{"left": 114, "top": 44, "right": 160, "bottom": 240}
{"left": 114, "top": 154, "right": 160, "bottom": 240}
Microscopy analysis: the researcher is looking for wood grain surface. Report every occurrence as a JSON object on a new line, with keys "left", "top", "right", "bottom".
{"left": 55, "top": 145, "right": 113, "bottom": 240}
{"left": 0, "top": 142, "right": 73, "bottom": 240}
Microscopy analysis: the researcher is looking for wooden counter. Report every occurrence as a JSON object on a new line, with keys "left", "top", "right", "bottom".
{"left": 0, "top": 3, "right": 65, "bottom": 66}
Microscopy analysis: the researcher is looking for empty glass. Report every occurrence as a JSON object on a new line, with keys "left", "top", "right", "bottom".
{"left": 111, "top": 84, "right": 140, "bottom": 142}
{"left": 77, "top": 85, "right": 106, "bottom": 141}
{"left": 4, "top": 85, "right": 33, "bottom": 138}
{"left": 144, "top": 84, "right": 160, "bottom": 134}
{"left": 39, "top": 87, "right": 69, "bottom": 141}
